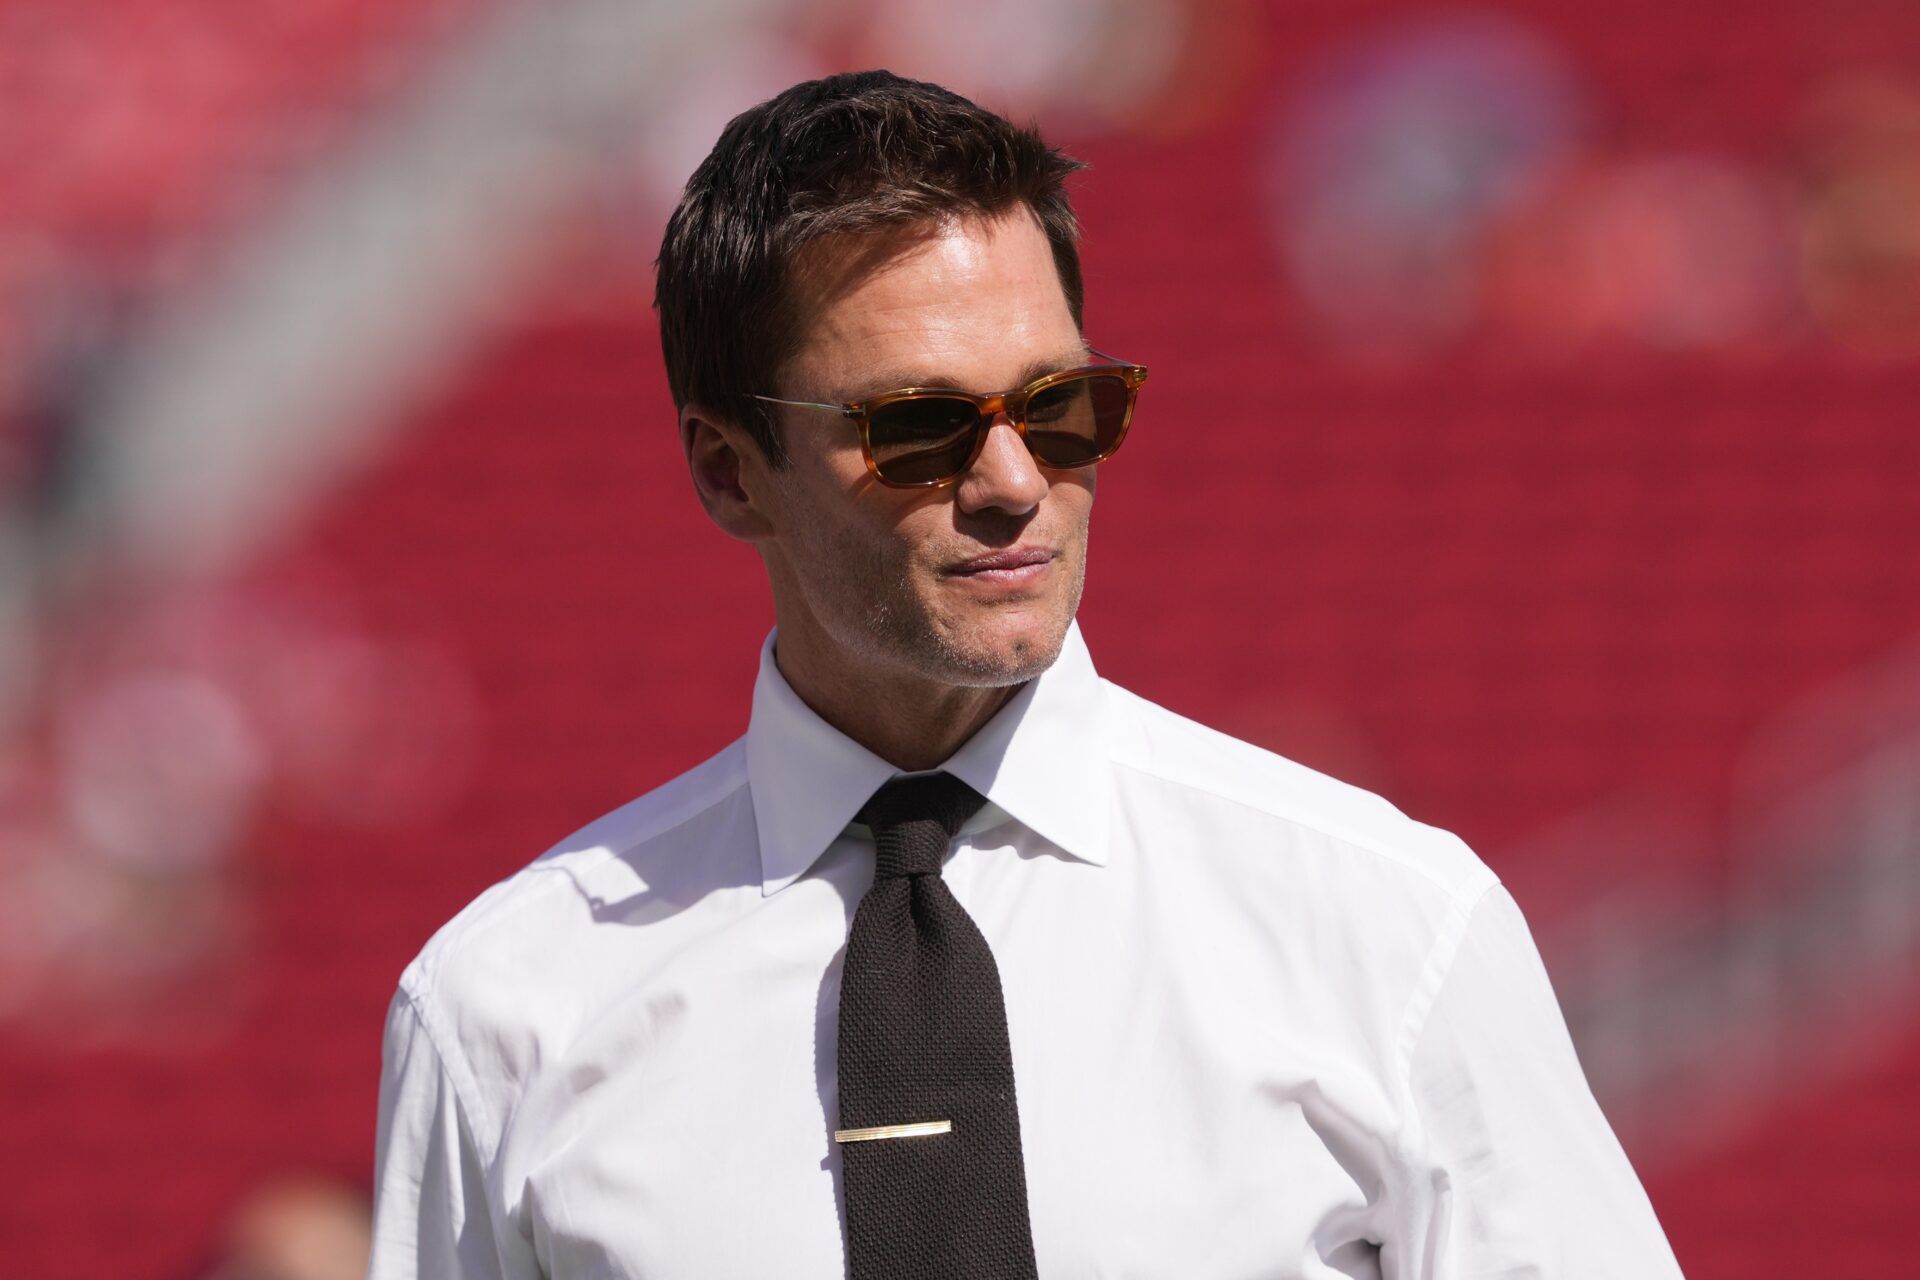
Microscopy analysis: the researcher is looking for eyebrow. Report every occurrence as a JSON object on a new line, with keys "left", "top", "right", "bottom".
{"left": 836, "top": 347, "right": 1092, "bottom": 404}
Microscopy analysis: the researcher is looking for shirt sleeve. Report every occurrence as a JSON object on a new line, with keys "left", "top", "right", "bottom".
{"left": 366, "top": 986, "right": 516, "bottom": 1280}
{"left": 1400, "top": 884, "right": 1685, "bottom": 1279}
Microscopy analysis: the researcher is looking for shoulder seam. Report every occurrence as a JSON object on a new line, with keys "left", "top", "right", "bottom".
{"left": 1391, "top": 877, "right": 1503, "bottom": 1086}
{"left": 411, "top": 751, "right": 750, "bottom": 997}
{"left": 1102, "top": 681, "right": 1495, "bottom": 899}
{"left": 1107, "top": 752, "right": 1490, "bottom": 901}
{"left": 392, "top": 977, "right": 502, "bottom": 1170}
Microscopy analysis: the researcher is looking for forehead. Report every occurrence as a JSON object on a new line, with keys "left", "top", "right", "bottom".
{"left": 782, "top": 210, "right": 1083, "bottom": 396}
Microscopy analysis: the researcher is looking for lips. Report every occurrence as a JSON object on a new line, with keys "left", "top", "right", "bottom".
{"left": 945, "top": 546, "right": 1056, "bottom": 575}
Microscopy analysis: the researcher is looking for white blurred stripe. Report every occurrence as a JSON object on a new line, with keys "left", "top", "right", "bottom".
{"left": 1541, "top": 640, "right": 1920, "bottom": 1165}
{"left": 67, "top": 0, "right": 791, "bottom": 582}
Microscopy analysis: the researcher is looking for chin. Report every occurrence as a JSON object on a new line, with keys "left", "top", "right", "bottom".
{"left": 926, "top": 608, "right": 1072, "bottom": 688}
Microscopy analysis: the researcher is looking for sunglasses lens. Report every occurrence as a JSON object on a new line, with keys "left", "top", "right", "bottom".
{"left": 1022, "top": 374, "right": 1133, "bottom": 468}
{"left": 861, "top": 372, "right": 1137, "bottom": 485}
{"left": 866, "top": 395, "right": 983, "bottom": 484}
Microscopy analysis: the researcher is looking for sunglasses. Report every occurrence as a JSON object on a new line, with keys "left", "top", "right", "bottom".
{"left": 753, "top": 351, "right": 1148, "bottom": 488}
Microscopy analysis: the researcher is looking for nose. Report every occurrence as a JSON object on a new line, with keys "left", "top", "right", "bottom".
{"left": 954, "top": 413, "right": 1048, "bottom": 516}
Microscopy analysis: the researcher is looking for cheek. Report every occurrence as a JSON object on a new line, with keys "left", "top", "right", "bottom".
{"left": 1053, "top": 463, "right": 1096, "bottom": 495}
{"left": 1041, "top": 471, "right": 1096, "bottom": 532}
{"left": 781, "top": 486, "right": 915, "bottom": 588}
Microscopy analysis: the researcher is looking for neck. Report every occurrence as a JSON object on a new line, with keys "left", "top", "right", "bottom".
{"left": 772, "top": 629, "right": 1023, "bottom": 773}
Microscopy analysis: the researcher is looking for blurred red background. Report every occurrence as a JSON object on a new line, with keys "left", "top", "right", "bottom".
{"left": 1, "top": 1, "right": 1917, "bottom": 1276}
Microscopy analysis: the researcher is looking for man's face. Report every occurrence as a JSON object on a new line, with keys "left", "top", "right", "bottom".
{"left": 754, "top": 209, "right": 1095, "bottom": 691}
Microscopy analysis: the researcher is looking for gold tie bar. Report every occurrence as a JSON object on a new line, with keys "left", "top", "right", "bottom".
{"left": 833, "top": 1120, "right": 953, "bottom": 1143}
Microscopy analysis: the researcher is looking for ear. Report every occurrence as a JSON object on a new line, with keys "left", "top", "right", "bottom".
{"left": 681, "top": 403, "right": 778, "bottom": 542}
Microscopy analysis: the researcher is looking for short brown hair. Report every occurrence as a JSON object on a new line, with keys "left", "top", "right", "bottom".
{"left": 654, "top": 70, "right": 1087, "bottom": 466}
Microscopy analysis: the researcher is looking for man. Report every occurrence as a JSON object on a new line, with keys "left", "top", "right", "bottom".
{"left": 368, "top": 71, "right": 1683, "bottom": 1278}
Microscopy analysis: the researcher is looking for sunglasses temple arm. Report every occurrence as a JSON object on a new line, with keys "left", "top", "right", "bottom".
{"left": 752, "top": 393, "right": 858, "bottom": 416}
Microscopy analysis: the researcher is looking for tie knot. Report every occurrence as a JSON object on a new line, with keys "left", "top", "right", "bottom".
{"left": 856, "top": 772, "right": 987, "bottom": 880}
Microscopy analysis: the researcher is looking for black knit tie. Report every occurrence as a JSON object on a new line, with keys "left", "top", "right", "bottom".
{"left": 836, "top": 772, "right": 1039, "bottom": 1280}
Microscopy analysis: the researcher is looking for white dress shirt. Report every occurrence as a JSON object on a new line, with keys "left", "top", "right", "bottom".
{"left": 368, "top": 622, "right": 1682, "bottom": 1279}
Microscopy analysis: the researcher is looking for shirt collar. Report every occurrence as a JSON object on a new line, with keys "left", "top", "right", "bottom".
{"left": 746, "top": 620, "right": 1112, "bottom": 895}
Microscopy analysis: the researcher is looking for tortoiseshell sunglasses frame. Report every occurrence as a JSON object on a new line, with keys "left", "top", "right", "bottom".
{"left": 752, "top": 350, "right": 1148, "bottom": 489}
